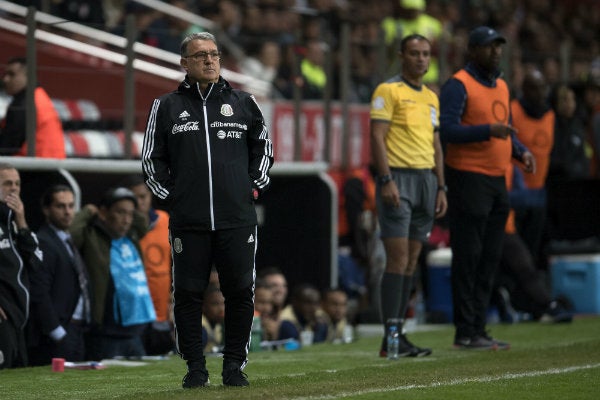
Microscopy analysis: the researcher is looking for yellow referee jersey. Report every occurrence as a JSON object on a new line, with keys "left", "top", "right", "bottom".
{"left": 370, "top": 80, "right": 439, "bottom": 169}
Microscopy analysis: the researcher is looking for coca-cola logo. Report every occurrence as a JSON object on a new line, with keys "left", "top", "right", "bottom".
{"left": 171, "top": 121, "right": 200, "bottom": 134}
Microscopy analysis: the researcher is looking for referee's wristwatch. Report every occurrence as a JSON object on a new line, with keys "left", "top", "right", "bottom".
{"left": 438, "top": 185, "right": 448, "bottom": 193}
{"left": 378, "top": 174, "right": 393, "bottom": 185}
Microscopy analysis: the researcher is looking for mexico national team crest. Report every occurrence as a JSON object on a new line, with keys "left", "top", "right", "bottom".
{"left": 173, "top": 237, "right": 183, "bottom": 253}
{"left": 220, "top": 104, "right": 233, "bottom": 117}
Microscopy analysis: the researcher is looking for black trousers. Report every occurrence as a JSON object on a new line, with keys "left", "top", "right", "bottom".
{"left": 170, "top": 226, "right": 256, "bottom": 367}
{"left": 446, "top": 166, "right": 509, "bottom": 339}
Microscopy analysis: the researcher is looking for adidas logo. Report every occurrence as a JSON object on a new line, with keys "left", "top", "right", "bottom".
{"left": 247, "top": 234, "right": 254, "bottom": 243}
{"left": 179, "top": 110, "right": 190, "bottom": 119}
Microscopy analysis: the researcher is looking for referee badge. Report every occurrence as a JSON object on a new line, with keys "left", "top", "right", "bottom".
{"left": 173, "top": 237, "right": 183, "bottom": 253}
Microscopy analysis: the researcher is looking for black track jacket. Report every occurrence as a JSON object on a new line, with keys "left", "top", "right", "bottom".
{"left": 142, "top": 76, "right": 273, "bottom": 231}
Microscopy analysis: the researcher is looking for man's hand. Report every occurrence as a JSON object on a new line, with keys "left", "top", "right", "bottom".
{"left": 435, "top": 191, "right": 448, "bottom": 218}
{"left": 381, "top": 181, "right": 400, "bottom": 208}
{"left": 4, "top": 192, "right": 27, "bottom": 228}
{"left": 490, "top": 123, "right": 517, "bottom": 139}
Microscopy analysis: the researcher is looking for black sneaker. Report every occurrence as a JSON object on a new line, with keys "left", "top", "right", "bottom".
{"left": 182, "top": 361, "right": 210, "bottom": 389}
{"left": 480, "top": 333, "right": 510, "bottom": 350}
{"left": 401, "top": 334, "right": 432, "bottom": 357}
{"left": 540, "top": 301, "right": 573, "bottom": 323}
{"left": 378, "top": 334, "right": 418, "bottom": 357}
{"left": 222, "top": 360, "right": 249, "bottom": 387}
{"left": 454, "top": 335, "right": 498, "bottom": 350}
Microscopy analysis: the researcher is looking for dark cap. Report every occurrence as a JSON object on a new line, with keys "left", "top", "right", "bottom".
{"left": 100, "top": 187, "right": 137, "bottom": 208}
{"left": 468, "top": 26, "right": 506, "bottom": 47}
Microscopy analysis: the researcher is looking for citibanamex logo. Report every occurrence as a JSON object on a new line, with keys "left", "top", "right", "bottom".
{"left": 171, "top": 121, "right": 200, "bottom": 134}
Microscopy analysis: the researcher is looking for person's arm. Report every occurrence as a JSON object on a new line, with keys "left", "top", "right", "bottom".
{"left": 142, "top": 98, "right": 174, "bottom": 205}
{"left": 0, "top": 95, "right": 27, "bottom": 155}
{"left": 510, "top": 131, "right": 536, "bottom": 173}
{"left": 29, "top": 236, "right": 65, "bottom": 340}
{"left": 432, "top": 130, "right": 447, "bottom": 218}
{"left": 246, "top": 95, "right": 274, "bottom": 197}
{"left": 370, "top": 119, "right": 400, "bottom": 208}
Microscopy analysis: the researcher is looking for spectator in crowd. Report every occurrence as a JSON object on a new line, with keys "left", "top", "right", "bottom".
{"left": 0, "top": 162, "right": 43, "bottom": 369}
{"left": 0, "top": 57, "right": 66, "bottom": 158}
{"left": 381, "top": 0, "right": 444, "bottom": 86}
{"left": 70, "top": 187, "right": 155, "bottom": 361}
{"left": 122, "top": 175, "right": 174, "bottom": 356}
{"left": 253, "top": 281, "right": 279, "bottom": 342}
{"left": 439, "top": 26, "right": 535, "bottom": 350}
{"left": 141, "top": 32, "right": 273, "bottom": 388}
{"left": 27, "top": 184, "right": 91, "bottom": 365}
{"left": 298, "top": 40, "right": 328, "bottom": 99}
{"left": 278, "top": 283, "right": 328, "bottom": 344}
{"left": 548, "top": 83, "right": 591, "bottom": 181}
{"left": 370, "top": 34, "right": 446, "bottom": 358}
{"left": 494, "top": 168, "right": 573, "bottom": 325}
{"left": 239, "top": 40, "right": 283, "bottom": 98}
{"left": 258, "top": 267, "right": 289, "bottom": 319}
{"left": 510, "top": 68, "right": 555, "bottom": 263}
{"left": 147, "top": 0, "right": 205, "bottom": 54}
{"left": 320, "top": 288, "right": 351, "bottom": 343}
{"left": 201, "top": 284, "right": 225, "bottom": 354}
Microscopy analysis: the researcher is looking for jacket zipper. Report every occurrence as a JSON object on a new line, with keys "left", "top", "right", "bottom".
{"left": 198, "top": 83, "right": 216, "bottom": 231}
{"left": 7, "top": 209, "right": 29, "bottom": 329}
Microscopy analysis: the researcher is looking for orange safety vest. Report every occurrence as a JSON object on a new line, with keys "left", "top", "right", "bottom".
{"left": 139, "top": 209, "right": 172, "bottom": 322}
{"left": 445, "top": 70, "right": 511, "bottom": 177}
{"left": 510, "top": 100, "right": 555, "bottom": 189}
{"left": 16, "top": 87, "right": 66, "bottom": 158}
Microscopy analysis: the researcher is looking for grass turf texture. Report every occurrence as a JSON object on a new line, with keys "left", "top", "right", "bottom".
{"left": 2, "top": 317, "right": 599, "bottom": 400}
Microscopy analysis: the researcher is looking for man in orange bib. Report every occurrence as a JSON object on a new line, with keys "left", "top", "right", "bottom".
{"left": 439, "top": 26, "right": 535, "bottom": 350}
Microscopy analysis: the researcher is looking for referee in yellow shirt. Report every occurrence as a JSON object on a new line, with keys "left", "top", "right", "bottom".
{"left": 370, "top": 34, "right": 447, "bottom": 357}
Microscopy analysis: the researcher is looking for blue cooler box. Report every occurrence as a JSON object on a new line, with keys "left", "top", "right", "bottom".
{"left": 550, "top": 254, "right": 600, "bottom": 314}
{"left": 426, "top": 248, "right": 453, "bottom": 322}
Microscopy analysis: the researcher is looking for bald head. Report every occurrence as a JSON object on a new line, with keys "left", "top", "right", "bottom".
{"left": 522, "top": 69, "right": 548, "bottom": 107}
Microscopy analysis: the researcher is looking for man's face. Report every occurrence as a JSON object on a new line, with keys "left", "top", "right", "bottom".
{"left": 264, "top": 274, "right": 288, "bottom": 308}
{"left": 99, "top": 199, "right": 135, "bottom": 238}
{"left": 254, "top": 287, "right": 274, "bottom": 317}
{"left": 203, "top": 290, "right": 225, "bottom": 323}
{"left": 2, "top": 62, "right": 27, "bottom": 96}
{"left": 295, "top": 288, "right": 320, "bottom": 322}
{"left": 180, "top": 39, "right": 221, "bottom": 86}
{"left": 129, "top": 183, "right": 152, "bottom": 215}
{"left": 472, "top": 41, "right": 504, "bottom": 72}
{"left": 400, "top": 38, "right": 431, "bottom": 79}
{"left": 322, "top": 291, "right": 348, "bottom": 324}
{"left": 44, "top": 190, "right": 75, "bottom": 231}
{"left": 0, "top": 168, "right": 20, "bottom": 202}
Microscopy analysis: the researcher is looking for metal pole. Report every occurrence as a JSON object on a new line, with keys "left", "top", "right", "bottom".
{"left": 293, "top": 44, "right": 302, "bottom": 162}
{"left": 323, "top": 32, "right": 333, "bottom": 163}
{"left": 25, "top": 6, "right": 37, "bottom": 157}
{"left": 340, "top": 22, "right": 351, "bottom": 169}
{"left": 123, "top": 14, "right": 136, "bottom": 159}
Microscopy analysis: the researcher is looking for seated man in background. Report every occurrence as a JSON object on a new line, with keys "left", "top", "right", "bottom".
{"left": 201, "top": 284, "right": 225, "bottom": 354}
{"left": 28, "top": 184, "right": 90, "bottom": 365}
{"left": 495, "top": 208, "right": 573, "bottom": 324}
{"left": 278, "top": 283, "right": 328, "bottom": 344}
{"left": 253, "top": 280, "right": 279, "bottom": 342}
{"left": 70, "top": 187, "right": 156, "bottom": 360}
{"left": 320, "top": 288, "right": 352, "bottom": 343}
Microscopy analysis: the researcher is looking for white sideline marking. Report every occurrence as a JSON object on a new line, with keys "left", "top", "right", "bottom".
{"left": 290, "top": 363, "right": 600, "bottom": 400}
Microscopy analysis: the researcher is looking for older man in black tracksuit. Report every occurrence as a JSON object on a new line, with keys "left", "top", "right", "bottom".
{"left": 142, "top": 32, "right": 273, "bottom": 388}
{"left": 0, "top": 162, "right": 43, "bottom": 369}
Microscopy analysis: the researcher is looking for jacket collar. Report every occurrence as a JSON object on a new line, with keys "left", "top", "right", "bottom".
{"left": 178, "top": 76, "right": 231, "bottom": 98}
